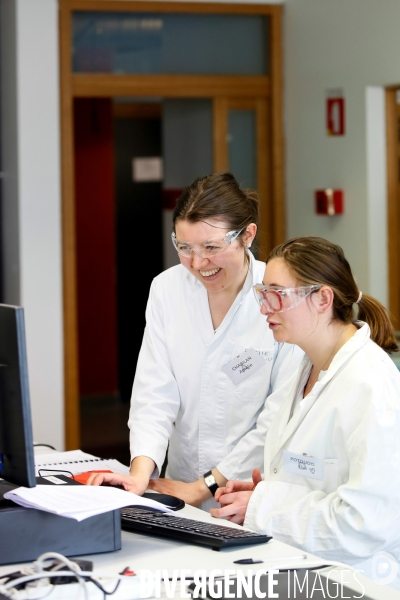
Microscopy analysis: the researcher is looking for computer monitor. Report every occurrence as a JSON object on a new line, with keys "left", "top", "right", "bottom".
{"left": 0, "top": 304, "right": 36, "bottom": 487}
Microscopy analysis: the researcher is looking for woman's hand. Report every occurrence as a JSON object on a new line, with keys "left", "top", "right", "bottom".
{"left": 210, "top": 490, "right": 254, "bottom": 524}
{"left": 86, "top": 455, "right": 156, "bottom": 496}
{"left": 148, "top": 478, "right": 209, "bottom": 506}
{"left": 85, "top": 472, "right": 149, "bottom": 495}
{"left": 210, "top": 468, "right": 262, "bottom": 524}
{"left": 214, "top": 468, "right": 262, "bottom": 501}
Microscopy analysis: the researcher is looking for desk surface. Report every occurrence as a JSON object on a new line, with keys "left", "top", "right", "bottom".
{"left": 90, "top": 505, "right": 400, "bottom": 599}
{"left": 1, "top": 502, "right": 398, "bottom": 599}
{"left": 1, "top": 448, "right": 397, "bottom": 599}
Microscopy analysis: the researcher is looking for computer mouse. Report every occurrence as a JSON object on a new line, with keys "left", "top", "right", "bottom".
{"left": 142, "top": 492, "right": 185, "bottom": 511}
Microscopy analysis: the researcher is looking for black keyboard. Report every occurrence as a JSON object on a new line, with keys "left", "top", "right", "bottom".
{"left": 120, "top": 506, "right": 271, "bottom": 550}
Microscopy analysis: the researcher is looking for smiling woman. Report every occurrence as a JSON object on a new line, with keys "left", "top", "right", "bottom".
{"left": 87, "top": 173, "right": 303, "bottom": 510}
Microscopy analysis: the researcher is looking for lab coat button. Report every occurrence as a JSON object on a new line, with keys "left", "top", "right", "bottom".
{"left": 273, "top": 468, "right": 277, "bottom": 474}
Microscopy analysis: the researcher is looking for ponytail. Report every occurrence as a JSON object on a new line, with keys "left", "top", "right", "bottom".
{"left": 357, "top": 294, "right": 398, "bottom": 352}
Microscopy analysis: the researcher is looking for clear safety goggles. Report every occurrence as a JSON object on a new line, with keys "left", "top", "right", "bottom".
{"left": 252, "top": 284, "right": 322, "bottom": 313}
{"left": 171, "top": 229, "right": 244, "bottom": 259}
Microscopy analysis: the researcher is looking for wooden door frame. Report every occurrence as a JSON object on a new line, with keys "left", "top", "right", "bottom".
{"left": 59, "top": 0, "right": 285, "bottom": 449}
{"left": 386, "top": 87, "right": 400, "bottom": 329}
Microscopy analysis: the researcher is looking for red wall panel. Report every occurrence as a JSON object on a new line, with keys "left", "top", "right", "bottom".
{"left": 74, "top": 98, "right": 119, "bottom": 397}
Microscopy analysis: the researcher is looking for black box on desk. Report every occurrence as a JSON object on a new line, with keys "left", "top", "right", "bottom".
{"left": 0, "top": 500, "right": 121, "bottom": 565}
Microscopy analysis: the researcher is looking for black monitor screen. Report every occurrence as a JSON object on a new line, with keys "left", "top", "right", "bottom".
{"left": 0, "top": 304, "right": 36, "bottom": 487}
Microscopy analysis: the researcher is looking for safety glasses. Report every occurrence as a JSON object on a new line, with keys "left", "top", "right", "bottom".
{"left": 252, "top": 284, "right": 322, "bottom": 313}
{"left": 171, "top": 229, "right": 244, "bottom": 259}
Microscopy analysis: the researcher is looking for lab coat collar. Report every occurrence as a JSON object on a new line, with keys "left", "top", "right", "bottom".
{"left": 268, "top": 322, "right": 371, "bottom": 464}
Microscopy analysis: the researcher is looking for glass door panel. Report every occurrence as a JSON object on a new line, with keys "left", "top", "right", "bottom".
{"left": 228, "top": 108, "right": 257, "bottom": 189}
{"left": 72, "top": 12, "right": 269, "bottom": 75}
{"left": 213, "top": 98, "right": 271, "bottom": 258}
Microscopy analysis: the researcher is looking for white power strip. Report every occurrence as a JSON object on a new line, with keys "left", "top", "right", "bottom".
{"left": 18, "top": 577, "right": 143, "bottom": 600}
{"left": 0, "top": 554, "right": 157, "bottom": 600}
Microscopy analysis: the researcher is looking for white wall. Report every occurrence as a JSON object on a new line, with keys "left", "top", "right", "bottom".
{"left": 1, "top": 0, "right": 64, "bottom": 450}
{"left": 284, "top": 0, "right": 400, "bottom": 305}
{"left": 365, "top": 87, "right": 388, "bottom": 305}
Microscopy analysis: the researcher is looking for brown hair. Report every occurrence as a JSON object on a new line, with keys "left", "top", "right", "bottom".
{"left": 172, "top": 172, "right": 259, "bottom": 248}
{"left": 267, "top": 236, "right": 398, "bottom": 353}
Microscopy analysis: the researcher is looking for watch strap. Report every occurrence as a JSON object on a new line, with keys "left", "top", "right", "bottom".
{"left": 203, "top": 470, "right": 219, "bottom": 496}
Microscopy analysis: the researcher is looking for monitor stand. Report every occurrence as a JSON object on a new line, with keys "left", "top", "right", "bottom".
{"left": 0, "top": 479, "right": 121, "bottom": 565}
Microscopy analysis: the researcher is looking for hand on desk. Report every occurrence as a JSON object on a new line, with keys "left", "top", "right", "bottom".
{"left": 210, "top": 468, "right": 262, "bottom": 525}
{"left": 85, "top": 472, "right": 149, "bottom": 496}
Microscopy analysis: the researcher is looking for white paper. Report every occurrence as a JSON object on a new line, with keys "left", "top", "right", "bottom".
{"left": 35, "top": 449, "right": 130, "bottom": 477}
{"left": 42, "top": 476, "right": 68, "bottom": 485}
{"left": 132, "top": 157, "right": 163, "bottom": 182}
{"left": 4, "top": 485, "right": 172, "bottom": 521}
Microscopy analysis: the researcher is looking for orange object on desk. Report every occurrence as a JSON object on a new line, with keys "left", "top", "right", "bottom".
{"left": 73, "top": 470, "right": 113, "bottom": 484}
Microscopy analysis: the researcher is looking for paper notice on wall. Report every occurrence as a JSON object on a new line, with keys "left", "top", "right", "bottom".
{"left": 132, "top": 157, "right": 163, "bottom": 182}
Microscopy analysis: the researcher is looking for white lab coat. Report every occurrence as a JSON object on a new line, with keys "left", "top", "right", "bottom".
{"left": 245, "top": 323, "right": 400, "bottom": 588}
{"left": 129, "top": 253, "right": 303, "bottom": 508}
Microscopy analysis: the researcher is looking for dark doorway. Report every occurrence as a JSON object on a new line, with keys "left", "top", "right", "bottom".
{"left": 74, "top": 98, "right": 163, "bottom": 464}
{"left": 114, "top": 103, "right": 163, "bottom": 403}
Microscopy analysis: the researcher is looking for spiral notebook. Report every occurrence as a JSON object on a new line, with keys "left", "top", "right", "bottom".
{"left": 34, "top": 449, "right": 130, "bottom": 477}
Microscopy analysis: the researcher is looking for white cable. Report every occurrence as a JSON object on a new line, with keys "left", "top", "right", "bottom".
{"left": 33, "top": 553, "right": 82, "bottom": 576}
{"left": 0, "top": 571, "right": 130, "bottom": 598}
{"left": 1, "top": 570, "right": 132, "bottom": 586}
{"left": 34, "top": 553, "right": 87, "bottom": 600}
{"left": 1, "top": 569, "right": 87, "bottom": 600}
{"left": 0, "top": 587, "right": 16, "bottom": 600}
{"left": 0, "top": 551, "right": 137, "bottom": 600}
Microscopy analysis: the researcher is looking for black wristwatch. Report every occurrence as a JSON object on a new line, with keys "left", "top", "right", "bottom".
{"left": 203, "top": 470, "right": 219, "bottom": 496}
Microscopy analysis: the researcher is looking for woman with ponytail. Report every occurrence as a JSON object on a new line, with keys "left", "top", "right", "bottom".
{"left": 212, "top": 236, "right": 400, "bottom": 587}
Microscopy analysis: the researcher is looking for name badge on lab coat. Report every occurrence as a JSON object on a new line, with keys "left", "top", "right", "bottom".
{"left": 222, "top": 348, "right": 265, "bottom": 385}
{"left": 283, "top": 451, "right": 324, "bottom": 480}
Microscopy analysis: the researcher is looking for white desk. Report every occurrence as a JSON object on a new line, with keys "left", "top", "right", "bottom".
{"left": 1, "top": 502, "right": 398, "bottom": 600}
{"left": 1, "top": 448, "right": 398, "bottom": 599}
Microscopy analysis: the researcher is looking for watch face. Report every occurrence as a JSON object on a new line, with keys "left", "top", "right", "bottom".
{"left": 205, "top": 475, "right": 215, "bottom": 487}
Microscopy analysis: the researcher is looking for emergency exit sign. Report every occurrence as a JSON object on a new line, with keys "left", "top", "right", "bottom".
{"left": 326, "top": 89, "right": 345, "bottom": 136}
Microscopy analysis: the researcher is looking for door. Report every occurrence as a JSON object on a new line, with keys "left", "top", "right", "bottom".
{"left": 60, "top": 1, "right": 284, "bottom": 449}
